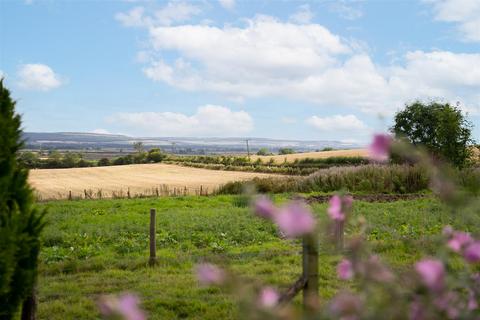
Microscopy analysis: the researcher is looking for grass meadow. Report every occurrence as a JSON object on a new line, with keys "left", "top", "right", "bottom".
{"left": 36, "top": 194, "right": 479, "bottom": 319}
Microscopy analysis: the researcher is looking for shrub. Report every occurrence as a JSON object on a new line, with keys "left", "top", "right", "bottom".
{"left": 278, "top": 148, "right": 295, "bottom": 155}
{"left": 0, "top": 80, "right": 45, "bottom": 317}
{"left": 97, "top": 158, "right": 110, "bottom": 166}
{"left": 256, "top": 148, "right": 271, "bottom": 156}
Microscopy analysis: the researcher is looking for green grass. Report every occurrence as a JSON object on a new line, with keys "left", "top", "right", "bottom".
{"left": 36, "top": 195, "right": 479, "bottom": 319}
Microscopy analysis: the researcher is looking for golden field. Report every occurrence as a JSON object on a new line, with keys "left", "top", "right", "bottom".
{"left": 250, "top": 148, "right": 368, "bottom": 164}
{"left": 29, "top": 163, "right": 278, "bottom": 200}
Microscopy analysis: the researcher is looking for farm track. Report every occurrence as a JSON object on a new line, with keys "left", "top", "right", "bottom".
{"left": 304, "top": 193, "right": 431, "bottom": 203}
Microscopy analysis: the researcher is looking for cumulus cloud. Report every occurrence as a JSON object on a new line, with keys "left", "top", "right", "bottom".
{"left": 17, "top": 64, "right": 64, "bottom": 91}
{"left": 306, "top": 114, "right": 369, "bottom": 132}
{"left": 426, "top": 0, "right": 480, "bottom": 42}
{"left": 218, "top": 0, "right": 235, "bottom": 10}
{"left": 107, "top": 105, "right": 253, "bottom": 136}
{"left": 117, "top": 10, "right": 480, "bottom": 115}
{"left": 115, "top": 1, "right": 201, "bottom": 27}
{"left": 289, "top": 4, "right": 314, "bottom": 24}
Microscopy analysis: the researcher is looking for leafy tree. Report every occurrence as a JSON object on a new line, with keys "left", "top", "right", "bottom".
{"left": 132, "top": 141, "right": 144, "bottom": 153}
{"left": 147, "top": 148, "right": 166, "bottom": 163}
{"left": 97, "top": 158, "right": 110, "bottom": 166}
{"left": 278, "top": 148, "right": 295, "bottom": 155}
{"left": 0, "top": 80, "right": 45, "bottom": 317}
{"left": 392, "top": 101, "right": 475, "bottom": 168}
{"left": 18, "top": 152, "right": 40, "bottom": 169}
{"left": 256, "top": 148, "right": 271, "bottom": 156}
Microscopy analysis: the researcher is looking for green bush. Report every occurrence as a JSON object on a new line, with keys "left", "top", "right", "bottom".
{"left": 0, "top": 80, "right": 45, "bottom": 317}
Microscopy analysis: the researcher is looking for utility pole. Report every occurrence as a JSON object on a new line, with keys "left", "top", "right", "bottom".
{"left": 246, "top": 139, "right": 251, "bottom": 158}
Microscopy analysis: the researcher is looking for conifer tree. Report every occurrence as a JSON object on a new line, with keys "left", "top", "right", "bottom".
{"left": 0, "top": 79, "right": 45, "bottom": 319}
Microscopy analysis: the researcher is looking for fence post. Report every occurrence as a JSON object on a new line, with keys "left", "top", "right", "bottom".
{"left": 302, "top": 233, "right": 319, "bottom": 314}
{"left": 149, "top": 208, "right": 157, "bottom": 266}
{"left": 68, "top": 190, "right": 72, "bottom": 201}
{"left": 334, "top": 221, "right": 344, "bottom": 251}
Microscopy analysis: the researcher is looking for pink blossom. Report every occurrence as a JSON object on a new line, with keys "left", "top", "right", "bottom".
{"left": 259, "top": 287, "right": 279, "bottom": 308}
{"left": 98, "top": 294, "right": 145, "bottom": 320}
{"left": 442, "top": 225, "right": 453, "bottom": 237}
{"left": 415, "top": 259, "right": 445, "bottom": 291}
{"left": 275, "top": 201, "right": 316, "bottom": 238}
{"left": 196, "top": 263, "right": 225, "bottom": 285}
{"left": 337, "top": 259, "right": 354, "bottom": 280}
{"left": 254, "top": 196, "right": 276, "bottom": 220}
{"left": 328, "top": 195, "right": 344, "bottom": 221}
{"left": 463, "top": 241, "right": 480, "bottom": 263}
{"left": 447, "top": 231, "right": 472, "bottom": 252}
{"left": 366, "top": 255, "right": 394, "bottom": 282}
{"left": 468, "top": 290, "right": 478, "bottom": 310}
{"left": 368, "top": 133, "right": 392, "bottom": 162}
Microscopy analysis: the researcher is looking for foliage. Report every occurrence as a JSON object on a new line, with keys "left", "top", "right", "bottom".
{"left": 256, "top": 148, "right": 271, "bottom": 156}
{"left": 391, "top": 101, "right": 475, "bottom": 168}
{"left": 0, "top": 79, "right": 45, "bottom": 317}
{"left": 278, "top": 148, "right": 295, "bottom": 155}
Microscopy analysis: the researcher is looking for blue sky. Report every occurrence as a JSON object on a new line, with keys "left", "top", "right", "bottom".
{"left": 1, "top": 0, "right": 479, "bottom": 143}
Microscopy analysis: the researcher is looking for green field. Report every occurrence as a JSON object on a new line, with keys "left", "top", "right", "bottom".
{"left": 37, "top": 194, "right": 479, "bottom": 319}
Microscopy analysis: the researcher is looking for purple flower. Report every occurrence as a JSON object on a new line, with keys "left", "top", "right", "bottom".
{"left": 275, "top": 201, "right": 316, "bottom": 238}
{"left": 98, "top": 294, "right": 145, "bottom": 320}
{"left": 196, "top": 263, "right": 225, "bottom": 285}
{"left": 368, "top": 133, "right": 392, "bottom": 162}
{"left": 337, "top": 259, "right": 354, "bottom": 280}
{"left": 415, "top": 259, "right": 444, "bottom": 291}
{"left": 254, "top": 196, "right": 276, "bottom": 220}
{"left": 447, "top": 231, "right": 472, "bottom": 252}
{"left": 259, "top": 287, "right": 279, "bottom": 308}
{"left": 328, "top": 195, "right": 352, "bottom": 221}
{"left": 463, "top": 241, "right": 480, "bottom": 263}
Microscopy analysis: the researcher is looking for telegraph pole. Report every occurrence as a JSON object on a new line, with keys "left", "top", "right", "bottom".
{"left": 246, "top": 139, "right": 251, "bottom": 158}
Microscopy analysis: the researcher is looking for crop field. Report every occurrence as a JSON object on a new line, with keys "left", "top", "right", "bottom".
{"left": 28, "top": 163, "right": 279, "bottom": 200}
{"left": 36, "top": 194, "right": 479, "bottom": 319}
{"left": 250, "top": 149, "right": 367, "bottom": 163}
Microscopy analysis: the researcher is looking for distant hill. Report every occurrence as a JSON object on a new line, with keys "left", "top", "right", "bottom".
{"left": 22, "top": 132, "right": 363, "bottom": 154}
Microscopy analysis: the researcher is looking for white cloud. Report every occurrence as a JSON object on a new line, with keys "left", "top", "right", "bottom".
{"left": 306, "top": 114, "right": 368, "bottom": 132}
{"left": 119, "top": 12, "right": 480, "bottom": 115}
{"left": 107, "top": 105, "right": 253, "bottom": 136}
{"left": 426, "top": 0, "right": 480, "bottom": 42}
{"left": 289, "top": 4, "right": 314, "bottom": 24}
{"left": 17, "top": 64, "right": 63, "bottom": 91}
{"left": 330, "top": 1, "right": 363, "bottom": 20}
{"left": 218, "top": 0, "right": 235, "bottom": 10}
{"left": 91, "top": 129, "right": 111, "bottom": 134}
{"left": 115, "top": 1, "right": 201, "bottom": 28}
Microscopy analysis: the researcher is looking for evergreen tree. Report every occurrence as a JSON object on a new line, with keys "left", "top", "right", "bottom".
{"left": 0, "top": 79, "right": 45, "bottom": 318}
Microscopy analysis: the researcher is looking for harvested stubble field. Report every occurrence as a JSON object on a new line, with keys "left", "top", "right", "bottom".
{"left": 29, "top": 163, "right": 279, "bottom": 200}
{"left": 250, "top": 148, "right": 367, "bottom": 163}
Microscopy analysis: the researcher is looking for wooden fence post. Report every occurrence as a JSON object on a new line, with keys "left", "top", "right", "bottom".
{"left": 149, "top": 208, "right": 157, "bottom": 266}
{"left": 302, "top": 233, "right": 319, "bottom": 313}
{"left": 334, "top": 221, "right": 344, "bottom": 251}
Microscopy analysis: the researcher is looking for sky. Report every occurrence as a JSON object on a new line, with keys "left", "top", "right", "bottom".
{"left": 0, "top": 0, "right": 479, "bottom": 143}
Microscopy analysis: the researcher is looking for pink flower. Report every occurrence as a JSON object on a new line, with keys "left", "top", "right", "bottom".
{"left": 259, "top": 287, "right": 279, "bottom": 308}
{"left": 468, "top": 290, "right": 478, "bottom": 310}
{"left": 328, "top": 195, "right": 352, "bottom": 221}
{"left": 415, "top": 259, "right": 445, "bottom": 291}
{"left": 330, "top": 292, "right": 362, "bottom": 318}
{"left": 463, "top": 241, "right": 480, "bottom": 263}
{"left": 442, "top": 225, "right": 453, "bottom": 237}
{"left": 337, "top": 259, "right": 354, "bottom": 280}
{"left": 98, "top": 294, "right": 145, "bottom": 320}
{"left": 254, "top": 196, "right": 276, "bottom": 220}
{"left": 366, "top": 255, "right": 394, "bottom": 282}
{"left": 447, "top": 231, "right": 472, "bottom": 252}
{"left": 196, "top": 263, "right": 225, "bottom": 285}
{"left": 275, "top": 201, "right": 316, "bottom": 238}
{"left": 368, "top": 133, "right": 392, "bottom": 162}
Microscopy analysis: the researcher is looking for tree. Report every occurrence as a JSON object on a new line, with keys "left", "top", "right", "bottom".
{"left": 132, "top": 141, "right": 144, "bottom": 153}
{"left": 256, "top": 148, "right": 271, "bottom": 156}
{"left": 147, "top": 148, "right": 166, "bottom": 163}
{"left": 391, "top": 101, "right": 475, "bottom": 168}
{"left": 97, "top": 158, "right": 111, "bottom": 166}
{"left": 0, "top": 79, "right": 45, "bottom": 317}
{"left": 278, "top": 148, "right": 295, "bottom": 155}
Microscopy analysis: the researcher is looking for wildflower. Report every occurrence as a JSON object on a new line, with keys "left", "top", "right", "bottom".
{"left": 337, "top": 259, "right": 354, "bottom": 280}
{"left": 463, "top": 241, "right": 480, "bottom": 263}
{"left": 328, "top": 195, "right": 353, "bottom": 221}
{"left": 366, "top": 255, "right": 394, "bottom": 282}
{"left": 98, "top": 294, "right": 145, "bottom": 320}
{"left": 330, "top": 292, "right": 362, "bottom": 319}
{"left": 259, "top": 287, "right": 279, "bottom": 308}
{"left": 447, "top": 231, "right": 472, "bottom": 252}
{"left": 415, "top": 259, "right": 444, "bottom": 291}
{"left": 254, "top": 196, "right": 276, "bottom": 220}
{"left": 275, "top": 201, "right": 316, "bottom": 238}
{"left": 368, "top": 133, "right": 392, "bottom": 162}
{"left": 196, "top": 263, "right": 225, "bottom": 285}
